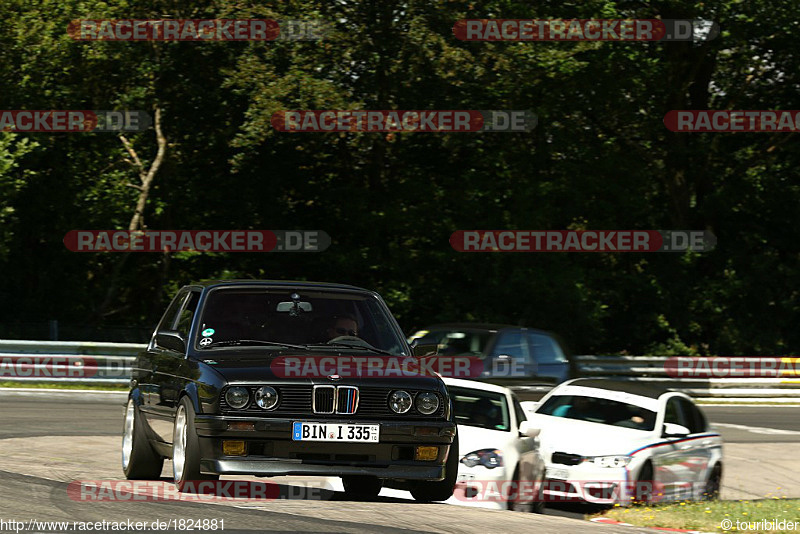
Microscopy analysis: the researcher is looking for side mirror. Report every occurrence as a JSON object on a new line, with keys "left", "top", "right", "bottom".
{"left": 155, "top": 330, "right": 186, "bottom": 353}
{"left": 662, "top": 423, "right": 690, "bottom": 438}
{"left": 519, "top": 420, "right": 541, "bottom": 438}
{"left": 413, "top": 343, "right": 439, "bottom": 357}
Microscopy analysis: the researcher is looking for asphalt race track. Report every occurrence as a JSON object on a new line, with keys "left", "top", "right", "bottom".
{"left": 0, "top": 390, "right": 797, "bottom": 533}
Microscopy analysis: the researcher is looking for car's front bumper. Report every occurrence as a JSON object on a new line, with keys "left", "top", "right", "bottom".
{"left": 452, "top": 466, "right": 513, "bottom": 510}
{"left": 543, "top": 464, "right": 631, "bottom": 505}
{"left": 194, "top": 415, "right": 456, "bottom": 480}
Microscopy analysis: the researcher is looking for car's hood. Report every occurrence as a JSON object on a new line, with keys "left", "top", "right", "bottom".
{"left": 456, "top": 424, "right": 515, "bottom": 457}
{"left": 200, "top": 353, "right": 445, "bottom": 389}
{"left": 526, "top": 413, "right": 655, "bottom": 457}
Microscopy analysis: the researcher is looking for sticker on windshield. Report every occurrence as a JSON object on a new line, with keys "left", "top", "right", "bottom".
{"left": 202, "top": 328, "right": 215, "bottom": 337}
{"left": 200, "top": 337, "right": 213, "bottom": 347}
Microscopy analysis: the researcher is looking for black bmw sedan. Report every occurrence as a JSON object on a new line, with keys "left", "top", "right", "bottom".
{"left": 122, "top": 280, "right": 458, "bottom": 502}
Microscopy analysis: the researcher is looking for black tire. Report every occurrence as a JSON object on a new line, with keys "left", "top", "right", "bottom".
{"left": 173, "top": 397, "right": 219, "bottom": 493}
{"left": 122, "top": 398, "right": 164, "bottom": 479}
{"left": 342, "top": 476, "right": 383, "bottom": 499}
{"left": 410, "top": 433, "right": 459, "bottom": 502}
{"left": 532, "top": 471, "right": 546, "bottom": 514}
{"left": 507, "top": 467, "right": 546, "bottom": 513}
{"left": 507, "top": 466, "right": 531, "bottom": 513}
{"left": 632, "top": 462, "right": 654, "bottom": 505}
{"left": 702, "top": 464, "right": 722, "bottom": 500}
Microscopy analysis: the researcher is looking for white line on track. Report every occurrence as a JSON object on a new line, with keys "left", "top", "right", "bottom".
{"left": 712, "top": 422, "right": 800, "bottom": 435}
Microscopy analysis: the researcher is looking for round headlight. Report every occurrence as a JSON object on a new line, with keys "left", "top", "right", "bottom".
{"left": 416, "top": 392, "right": 439, "bottom": 415}
{"left": 389, "top": 390, "right": 412, "bottom": 413}
{"left": 255, "top": 386, "right": 279, "bottom": 410}
{"left": 225, "top": 387, "right": 250, "bottom": 409}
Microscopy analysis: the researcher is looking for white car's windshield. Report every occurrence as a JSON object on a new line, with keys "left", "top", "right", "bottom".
{"left": 537, "top": 394, "right": 656, "bottom": 431}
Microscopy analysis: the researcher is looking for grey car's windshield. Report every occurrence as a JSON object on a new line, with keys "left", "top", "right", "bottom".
{"left": 413, "top": 329, "right": 492, "bottom": 356}
{"left": 196, "top": 288, "right": 407, "bottom": 355}
{"left": 537, "top": 394, "right": 656, "bottom": 431}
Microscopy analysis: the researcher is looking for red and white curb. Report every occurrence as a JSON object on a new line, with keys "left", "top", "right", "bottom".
{"left": 590, "top": 517, "right": 712, "bottom": 533}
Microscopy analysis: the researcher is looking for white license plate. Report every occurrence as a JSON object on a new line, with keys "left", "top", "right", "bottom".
{"left": 292, "top": 422, "right": 379, "bottom": 442}
{"left": 546, "top": 468, "right": 569, "bottom": 480}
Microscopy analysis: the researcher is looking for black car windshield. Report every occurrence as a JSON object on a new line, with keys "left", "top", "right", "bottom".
{"left": 537, "top": 394, "right": 656, "bottom": 431}
{"left": 195, "top": 287, "right": 407, "bottom": 355}
{"left": 449, "top": 386, "right": 510, "bottom": 431}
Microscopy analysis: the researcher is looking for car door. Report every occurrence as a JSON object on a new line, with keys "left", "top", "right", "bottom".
{"left": 677, "top": 396, "right": 714, "bottom": 496}
{"left": 511, "top": 395, "right": 541, "bottom": 485}
{"left": 148, "top": 289, "right": 196, "bottom": 443}
{"left": 139, "top": 289, "right": 188, "bottom": 417}
{"left": 653, "top": 395, "right": 695, "bottom": 501}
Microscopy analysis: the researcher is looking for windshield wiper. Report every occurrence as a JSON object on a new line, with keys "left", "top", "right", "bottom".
{"left": 305, "top": 342, "right": 394, "bottom": 356}
{"left": 208, "top": 340, "right": 308, "bottom": 350}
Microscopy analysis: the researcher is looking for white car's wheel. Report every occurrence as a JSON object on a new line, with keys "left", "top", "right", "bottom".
{"left": 703, "top": 464, "right": 721, "bottom": 500}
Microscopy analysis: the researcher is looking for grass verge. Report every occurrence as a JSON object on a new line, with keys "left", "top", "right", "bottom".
{"left": 592, "top": 498, "right": 800, "bottom": 533}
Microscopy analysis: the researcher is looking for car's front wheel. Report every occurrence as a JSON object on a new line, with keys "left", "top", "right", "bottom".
{"left": 632, "top": 461, "right": 654, "bottom": 505}
{"left": 122, "top": 398, "right": 164, "bottom": 479}
{"left": 507, "top": 467, "right": 546, "bottom": 513}
{"left": 409, "top": 433, "right": 459, "bottom": 503}
{"left": 173, "top": 397, "right": 219, "bottom": 492}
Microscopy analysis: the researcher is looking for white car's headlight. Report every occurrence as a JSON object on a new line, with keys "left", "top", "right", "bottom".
{"left": 460, "top": 449, "right": 504, "bottom": 469}
{"left": 590, "top": 455, "right": 633, "bottom": 468}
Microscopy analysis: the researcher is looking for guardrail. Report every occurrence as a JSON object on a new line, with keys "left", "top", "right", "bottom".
{"left": 0, "top": 340, "right": 143, "bottom": 385}
{"left": 575, "top": 355, "right": 800, "bottom": 400}
{"left": 1, "top": 341, "right": 798, "bottom": 401}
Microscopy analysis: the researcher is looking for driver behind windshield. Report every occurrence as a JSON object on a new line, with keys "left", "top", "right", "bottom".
{"left": 325, "top": 314, "right": 359, "bottom": 341}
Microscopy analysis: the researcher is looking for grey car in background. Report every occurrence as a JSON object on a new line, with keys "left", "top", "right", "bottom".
{"left": 408, "top": 323, "right": 576, "bottom": 401}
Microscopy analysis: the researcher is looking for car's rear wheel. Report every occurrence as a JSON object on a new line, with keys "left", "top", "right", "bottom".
{"left": 173, "top": 397, "right": 218, "bottom": 492}
{"left": 703, "top": 464, "right": 722, "bottom": 500}
{"left": 342, "top": 476, "right": 383, "bottom": 499}
{"left": 122, "top": 398, "right": 164, "bottom": 479}
{"left": 410, "top": 433, "right": 459, "bottom": 503}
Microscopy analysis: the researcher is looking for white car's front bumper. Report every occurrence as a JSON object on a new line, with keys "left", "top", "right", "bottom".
{"left": 544, "top": 464, "right": 635, "bottom": 505}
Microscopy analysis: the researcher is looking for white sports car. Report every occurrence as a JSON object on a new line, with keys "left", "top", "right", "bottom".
{"left": 444, "top": 378, "right": 546, "bottom": 513}
{"left": 527, "top": 378, "right": 723, "bottom": 506}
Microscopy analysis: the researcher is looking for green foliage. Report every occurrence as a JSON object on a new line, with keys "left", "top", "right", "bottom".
{"left": 0, "top": 0, "right": 799, "bottom": 355}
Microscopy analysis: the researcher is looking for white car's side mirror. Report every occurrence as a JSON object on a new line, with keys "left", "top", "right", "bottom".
{"left": 662, "top": 423, "right": 690, "bottom": 437}
{"left": 519, "top": 420, "right": 541, "bottom": 438}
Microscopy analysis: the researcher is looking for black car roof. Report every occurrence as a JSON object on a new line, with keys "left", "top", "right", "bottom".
{"left": 565, "top": 378, "right": 669, "bottom": 400}
{"left": 188, "top": 280, "right": 370, "bottom": 292}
